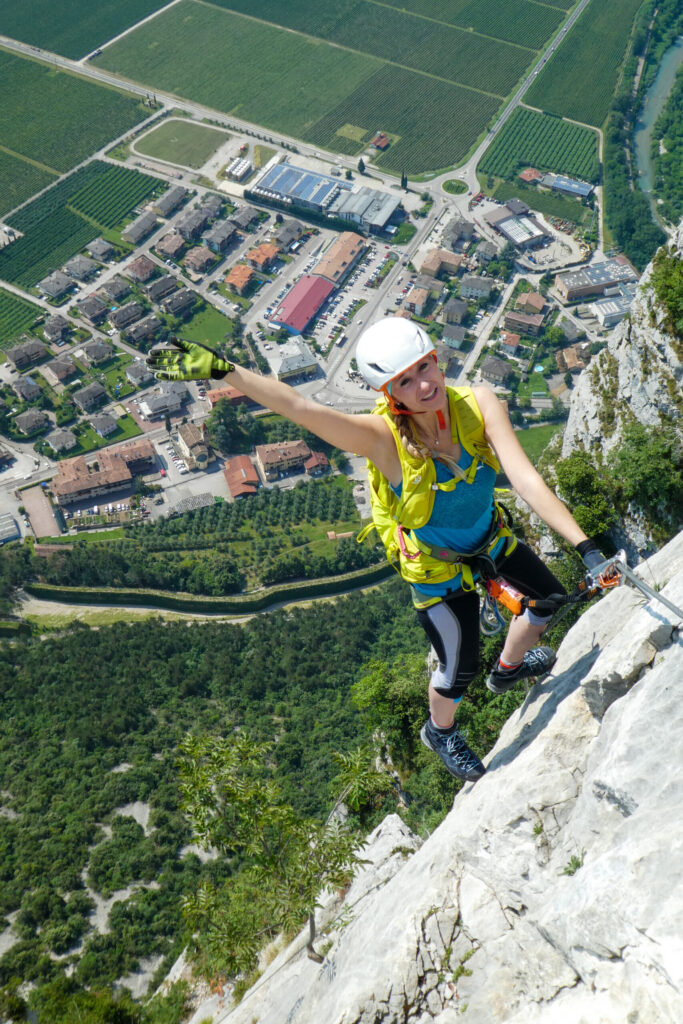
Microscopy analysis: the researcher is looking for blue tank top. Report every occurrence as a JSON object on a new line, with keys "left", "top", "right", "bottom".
{"left": 393, "top": 449, "right": 501, "bottom": 596}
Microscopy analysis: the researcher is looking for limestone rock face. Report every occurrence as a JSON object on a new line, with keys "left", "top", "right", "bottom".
{"left": 561, "top": 224, "right": 682, "bottom": 460}
{"left": 206, "top": 532, "right": 683, "bottom": 1024}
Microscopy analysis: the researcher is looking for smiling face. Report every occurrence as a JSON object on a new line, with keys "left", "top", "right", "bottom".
{"left": 390, "top": 354, "right": 446, "bottom": 414}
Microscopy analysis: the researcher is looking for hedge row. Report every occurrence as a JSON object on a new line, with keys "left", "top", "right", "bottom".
{"left": 23, "top": 561, "right": 394, "bottom": 615}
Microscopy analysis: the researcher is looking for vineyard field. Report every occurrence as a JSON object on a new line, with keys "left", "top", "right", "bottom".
{"left": 0, "top": 0, "right": 168, "bottom": 59}
{"left": 478, "top": 108, "right": 600, "bottom": 183}
{"left": 382, "top": 0, "right": 564, "bottom": 50}
{"left": 0, "top": 162, "right": 160, "bottom": 288}
{"left": 524, "top": 0, "right": 643, "bottom": 126}
{"left": 68, "top": 164, "right": 161, "bottom": 228}
{"left": 0, "top": 50, "right": 150, "bottom": 173}
{"left": 95, "top": 0, "right": 568, "bottom": 173}
{"left": 0, "top": 288, "right": 43, "bottom": 347}
{"left": 307, "top": 65, "right": 500, "bottom": 173}
{"left": 0, "top": 149, "right": 56, "bottom": 219}
{"left": 96, "top": 3, "right": 382, "bottom": 141}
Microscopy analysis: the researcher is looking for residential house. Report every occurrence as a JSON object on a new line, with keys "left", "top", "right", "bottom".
{"left": 475, "top": 241, "right": 498, "bottom": 265}
{"left": 81, "top": 340, "right": 113, "bottom": 366}
{"left": 87, "top": 238, "right": 115, "bottom": 261}
{"left": 125, "top": 360, "right": 155, "bottom": 387}
{"left": 51, "top": 442, "right": 155, "bottom": 504}
{"left": 42, "top": 356, "right": 77, "bottom": 387}
{"left": 515, "top": 291, "right": 546, "bottom": 315}
{"left": 460, "top": 275, "right": 493, "bottom": 301}
{"left": 109, "top": 302, "right": 145, "bottom": 330}
{"left": 162, "top": 288, "right": 196, "bottom": 316}
{"left": 176, "top": 209, "right": 209, "bottom": 241}
{"left": 184, "top": 246, "right": 215, "bottom": 274}
{"left": 144, "top": 275, "right": 177, "bottom": 303}
{"left": 442, "top": 297, "right": 467, "bottom": 324}
{"left": 199, "top": 193, "right": 223, "bottom": 221}
{"left": 126, "top": 255, "right": 156, "bottom": 284}
{"left": 126, "top": 314, "right": 162, "bottom": 345}
{"left": 269, "top": 338, "right": 318, "bottom": 382}
{"left": 152, "top": 186, "right": 187, "bottom": 217}
{"left": 304, "top": 451, "right": 329, "bottom": 476}
{"left": 274, "top": 219, "right": 304, "bottom": 249}
{"left": 246, "top": 242, "right": 280, "bottom": 272}
{"left": 230, "top": 205, "right": 259, "bottom": 231}
{"left": 404, "top": 286, "right": 429, "bottom": 316}
{"left": 122, "top": 212, "right": 159, "bottom": 245}
{"left": 90, "top": 413, "right": 118, "bottom": 438}
{"left": 177, "top": 422, "right": 212, "bottom": 470}
{"left": 480, "top": 355, "right": 512, "bottom": 385}
{"left": 224, "top": 455, "right": 260, "bottom": 498}
{"left": 203, "top": 221, "right": 237, "bottom": 253}
{"left": 77, "top": 294, "right": 108, "bottom": 326}
{"left": 73, "top": 382, "right": 106, "bottom": 412}
{"left": 207, "top": 383, "right": 261, "bottom": 410}
{"left": 255, "top": 439, "right": 312, "bottom": 481}
{"left": 138, "top": 381, "right": 188, "bottom": 419}
{"left": 15, "top": 409, "right": 48, "bottom": 434}
{"left": 555, "top": 343, "right": 591, "bottom": 374}
{"left": 38, "top": 271, "right": 73, "bottom": 300}
{"left": 6, "top": 338, "right": 48, "bottom": 370}
{"left": 442, "top": 324, "right": 467, "bottom": 349}
{"left": 46, "top": 427, "right": 78, "bottom": 454}
{"left": 64, "top": 254, "right": 98, "bottom": 281}
{"left": 504, "top": 310, "right": 544, "bottom": 337}
{"left": 100, "top": 276, "right": 130, "bottom": 302}
{"left": 224, "top": 264, "right": 255, "bottom": 295}
{"left": 12, "top": 375, "right": 41, "bottom": 402}
{"left": 43, "top": 315, "right": 70, "bottom": 344}
{"left": 499, "top": 331, "right": 521, "bottom": 357}
{"left": 443, "top": 217, "right": 474, "bottom": 250}
{"left": 156, "top": 233, "right": 185, "bottom": 259}
{"left": 420, "top": 248, "right": 463, "bottom": 278}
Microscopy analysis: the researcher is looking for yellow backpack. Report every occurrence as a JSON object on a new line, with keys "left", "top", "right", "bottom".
{"left": 357, "top": 386, "right": 514, "bottom": 593}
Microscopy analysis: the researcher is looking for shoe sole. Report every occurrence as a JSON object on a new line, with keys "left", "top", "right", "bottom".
{"left": 486, "top": 652, "right": 557, "bottom": 695}
{"left": 420, "top": 724, "right": 486, "bottom": 782}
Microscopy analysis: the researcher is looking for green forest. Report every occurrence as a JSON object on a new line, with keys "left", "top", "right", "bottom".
{"left": 651, "top": 59, "right": 683, "bottom": 226}
{"left": 0, "top": 531, "right": 595, "bottom": 1020}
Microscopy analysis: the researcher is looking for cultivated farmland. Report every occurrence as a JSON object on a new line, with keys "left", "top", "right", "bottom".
{"left": 0, "top": 162, "right": 160, "bottom": 288}
{"left": 381, "top": 0, "right": 565, "bottom": 50}
{"left": 0, "top": 50, "right": 150, "bottom": 173}
{"left": 478, "top": 108, "right": 600, "bottom": 183}
{"left": 524, "top": 0, "right": 643, "bottom": 126}
{"left": 95, "top": 0, "right": 571, "bottom": 173}
{"left": 0, "top": 288, "right": 43, "bottom": 347}
{"left": 0, "top": 150, "right": 55, "bottom": 219}
{"left": 0, "top": 0, "right": 168, "bottom": 60}
{"left": 307, "top": 65, "right": 500, "bottom": 173}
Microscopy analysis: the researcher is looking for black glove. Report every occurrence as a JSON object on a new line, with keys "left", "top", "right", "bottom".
{"left": 575, "top": 538, "right": 605, "bottom": 572}
{"left": 146, "top": 337, "right": 235, "bottom": 381}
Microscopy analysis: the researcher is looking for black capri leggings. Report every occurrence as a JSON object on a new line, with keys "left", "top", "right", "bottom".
{"left": 415, "top": 541, "right": 566, "bottom": 701}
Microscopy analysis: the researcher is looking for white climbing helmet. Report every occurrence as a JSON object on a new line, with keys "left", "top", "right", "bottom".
{"left": 356, "top": 317, "right": 436, "bottom": 391}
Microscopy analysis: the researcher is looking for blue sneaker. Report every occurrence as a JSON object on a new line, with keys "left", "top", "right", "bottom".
{"left": 486, "top": 645, "right": 557, "bottom": 695}
{"left": 420, "top": 720, "right": 486, "bottom": 781}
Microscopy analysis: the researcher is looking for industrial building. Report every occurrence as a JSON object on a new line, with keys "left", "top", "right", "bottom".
{"left": 271, "top": 275, "right": 335, "bottom": 334}
{"left": 313, "top": 232, "right": 365, "bottom": 286}
{"left": 555, "top": 260, "right": 638, "bottom": 302}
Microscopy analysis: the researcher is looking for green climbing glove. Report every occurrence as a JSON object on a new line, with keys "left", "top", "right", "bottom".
{"left": 146, "top": 338, "right": 235, "bottom": 381}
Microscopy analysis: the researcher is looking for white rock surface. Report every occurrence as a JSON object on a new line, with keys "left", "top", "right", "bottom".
{"left": 199, "top": 532, "right": 683, "bottom": 1024}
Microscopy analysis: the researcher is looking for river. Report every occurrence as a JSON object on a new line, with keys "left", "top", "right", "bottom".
{"left": 633, "top": 35, "right": 683, "bottom": 223}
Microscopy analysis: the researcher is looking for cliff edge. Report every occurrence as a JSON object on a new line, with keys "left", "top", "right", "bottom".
{"left": 200, "top": 532, "right": 682, "bottom": 1024}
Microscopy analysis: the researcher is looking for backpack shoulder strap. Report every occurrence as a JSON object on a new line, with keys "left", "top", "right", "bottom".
{"left": 448, "top": 386, "right": 500, "bottom": 474}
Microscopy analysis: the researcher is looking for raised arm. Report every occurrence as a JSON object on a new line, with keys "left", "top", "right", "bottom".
{"left": 473, "top": 385, "right": 588, "bottom": 547}
{"left": 147, "top": 338, "right": 401, "bottom": 480}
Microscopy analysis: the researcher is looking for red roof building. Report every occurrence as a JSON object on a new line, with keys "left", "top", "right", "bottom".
{"left": 207, "top": 383, "right": 261, "bottom": 410}
{"left": 224, "top": 455, "right": 260, "bottom": 498}
{"left": 371, "top": 132, "right": 390, "bottom": 150}
{"left": 271, "top": 275, "right": 335, "bottom": 334}
{"left": 519, "top": 168, "right": 543, "bottom": 183}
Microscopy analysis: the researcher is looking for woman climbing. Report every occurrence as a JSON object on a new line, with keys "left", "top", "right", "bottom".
{"left": 147, "top": 318, "right": 605, "bottom": 782}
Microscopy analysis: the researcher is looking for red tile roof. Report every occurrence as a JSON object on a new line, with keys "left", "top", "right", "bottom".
{"left": 272, "top": 275, "right": 335, "bottom": 334}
